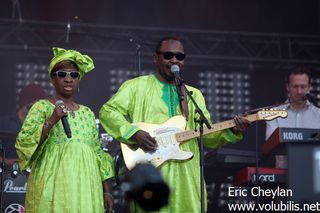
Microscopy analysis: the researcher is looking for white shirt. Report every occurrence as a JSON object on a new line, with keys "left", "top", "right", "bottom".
{"left": 265, "top": 101, "right": 320, "bottom": 140}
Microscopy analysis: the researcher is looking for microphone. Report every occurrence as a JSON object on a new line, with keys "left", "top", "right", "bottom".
{"left": 170, "top": 65, "right": 182, "bottom": 86}
{"left": 305, "top": 92, "right": 317, "bottom": 102}
{"left": 55, "top": 100, "right": 72, "bottom": 138}
{"left": 129, "top": 38, "right": 141, "bottom": 50}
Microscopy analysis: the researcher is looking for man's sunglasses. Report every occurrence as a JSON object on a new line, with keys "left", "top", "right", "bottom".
{"left": 52, "top": 71, "right": 80, "bottom": 79}
{"left": 157, "top": 51, "right": 186, "bottom": 61}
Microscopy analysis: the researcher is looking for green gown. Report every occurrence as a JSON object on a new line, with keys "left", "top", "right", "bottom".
{"left": 16, "top": 99, "right": 114, "bottom": 213}
{"left": 99, "top": 74, "right": 242, "bottom": 213}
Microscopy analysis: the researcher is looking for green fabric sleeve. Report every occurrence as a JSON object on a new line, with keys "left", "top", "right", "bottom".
{"left": 99, "top": 79, "right": 139, "bottom": 145}
{"left": 15, "top": 100, "right": 49, "bottom": 171}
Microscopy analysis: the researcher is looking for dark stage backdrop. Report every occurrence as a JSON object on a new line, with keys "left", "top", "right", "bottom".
{"left": 1, "top": 0, "right": 320, "bottom": 34}
{"left": 0, "top": 49, "right": 314, "bottom": 153}
{"left": 1, "top": 1, "right": 320, "bottom": 212}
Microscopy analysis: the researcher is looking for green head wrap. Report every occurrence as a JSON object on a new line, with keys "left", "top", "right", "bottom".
{"left": 48, "top": 47, "right": 94, "bottom": 79}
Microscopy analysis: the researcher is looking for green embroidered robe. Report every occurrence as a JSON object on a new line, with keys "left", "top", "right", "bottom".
{"left": 16, "top": 100, "right": 114, "bottom": 213}
{"left": 99, "top": 75, "right": 242, "bottom": 212}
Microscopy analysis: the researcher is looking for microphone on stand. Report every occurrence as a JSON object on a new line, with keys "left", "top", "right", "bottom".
{"left": 66, "top": 20, "right": 71, "bottom": 43}
{"left": 129, "top": 37, "right": 142, "bottom": 76}
{"left": 305, "top": 92, "right": 319, "bottom": 107}
{"left": 129, "top": 38, "right": 141, "bottom": 50}
{"left": 305, "top": 92, "right": 316, "bottom": 101}
{"left": 55, "top": 100, "right": 72, "bottom": 138}
{"left": 170, "top": 64, "right": 186, "bottom": 104}
{"left": 170, "top": 64, "right": 182, "bottom": 86}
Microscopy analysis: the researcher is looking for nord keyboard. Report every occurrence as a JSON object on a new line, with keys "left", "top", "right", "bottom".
{"left": 234, "top": 167, "right": 287, "bottom": 186}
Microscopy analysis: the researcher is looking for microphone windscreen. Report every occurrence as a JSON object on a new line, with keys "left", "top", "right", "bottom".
{"left": 55, "top": 100, "right": 64, "bottom": 106}
{"left": 305, "top": 93, "right": 315, "bottom": 99}
{"left": 170, "top": 65, "right": 180, "bottom": 73}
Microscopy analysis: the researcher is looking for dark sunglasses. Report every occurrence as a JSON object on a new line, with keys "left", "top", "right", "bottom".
{"left": 52, "top": 71, "right": 80, "bottom": 79}
{"left": 157, "top": 51, "right": 186, "bottom": 61}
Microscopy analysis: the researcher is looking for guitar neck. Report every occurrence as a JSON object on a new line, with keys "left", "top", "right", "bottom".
{"left": 176, "top": 113, "right": 259, "bottom": 142}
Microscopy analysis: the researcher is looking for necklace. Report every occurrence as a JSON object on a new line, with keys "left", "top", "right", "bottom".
{"left": 65, "top": 104, "right": 76, "bottom": 118}
{"left": 54, "top": 97, "right": 77, "bottom": 118}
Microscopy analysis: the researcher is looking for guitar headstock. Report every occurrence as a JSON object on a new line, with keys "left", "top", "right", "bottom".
{"left": 257, "top": 109, "right": 288, "bottom": 121}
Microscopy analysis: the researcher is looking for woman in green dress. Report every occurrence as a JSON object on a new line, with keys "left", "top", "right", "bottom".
{"left": 16, "top": 47, "right": 114, "bottom": 213}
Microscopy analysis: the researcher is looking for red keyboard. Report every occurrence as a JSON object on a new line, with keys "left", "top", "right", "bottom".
{"left": 234, "top": 167, "right": 287, "bottom": 186}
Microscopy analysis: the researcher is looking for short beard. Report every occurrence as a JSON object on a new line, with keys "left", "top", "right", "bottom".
{"left": 159, "top": 69, "right": 174, "bottom": 82}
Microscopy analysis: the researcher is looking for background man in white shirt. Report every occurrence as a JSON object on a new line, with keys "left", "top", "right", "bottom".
{"left": 265, "top": 66, "right": 320, "bottom": 168}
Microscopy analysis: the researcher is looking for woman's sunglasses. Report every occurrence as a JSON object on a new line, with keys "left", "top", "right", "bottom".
{"left": 156, "top": 51, "right": 186, "bottom": 61}
{"left": 52, "top": 71, "right": 80, "bottom": 79}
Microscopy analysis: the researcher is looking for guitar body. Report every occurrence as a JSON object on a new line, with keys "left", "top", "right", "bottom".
{"left": 121, "top": 116, "right": 194, "bottom": 170}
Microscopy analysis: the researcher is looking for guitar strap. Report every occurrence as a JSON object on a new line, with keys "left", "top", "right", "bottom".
{"left": 177, "top": 83, "right": 189, "bottom": 121}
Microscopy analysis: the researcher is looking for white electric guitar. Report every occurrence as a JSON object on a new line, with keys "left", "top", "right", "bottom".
{"left": 121, "top": 110, "right": 288, "bottom": 170}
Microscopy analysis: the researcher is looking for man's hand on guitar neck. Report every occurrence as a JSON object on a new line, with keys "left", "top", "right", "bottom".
{"left": 132, "top": 130, "right": 157, "bottom": 152}
{"left": 231, "top": 115, "right": 251, "bottom": 133}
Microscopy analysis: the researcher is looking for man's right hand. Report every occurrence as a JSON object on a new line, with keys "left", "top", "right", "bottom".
{"left": 132, "top": 130, "right": 157, "bottom": 152}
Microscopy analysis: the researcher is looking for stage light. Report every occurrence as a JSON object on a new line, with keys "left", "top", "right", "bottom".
{"left": 108, "top": 68, "right": 153, "bottom": 98}
{"left": 198, "top": 71, "right": 251, "bottom": 121}
{"left": 15, "top": 62, "right": 54, "bottom": 109}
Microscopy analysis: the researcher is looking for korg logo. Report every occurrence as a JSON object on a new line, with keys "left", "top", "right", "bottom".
{"left": 283, "top": 132, "right": 303, "bottom": 140}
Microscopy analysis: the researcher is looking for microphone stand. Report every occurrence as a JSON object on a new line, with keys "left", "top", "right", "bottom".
{"left": 129, "top": 38, "right": 142, "bottom": 76}
{"left": 173, "top": 74, "right": 184, "bottom": 103}
{"left": 65, "top": 19, "right": 71, "bottom": 44}
{"left": 174, "top": 76, "right": 211, "bottom": 213}
{"left": 0, "top": 143, "right": 5, "bottom": 213}
{"left": 253, "top": 121, "right": 261, "bottom": 212}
